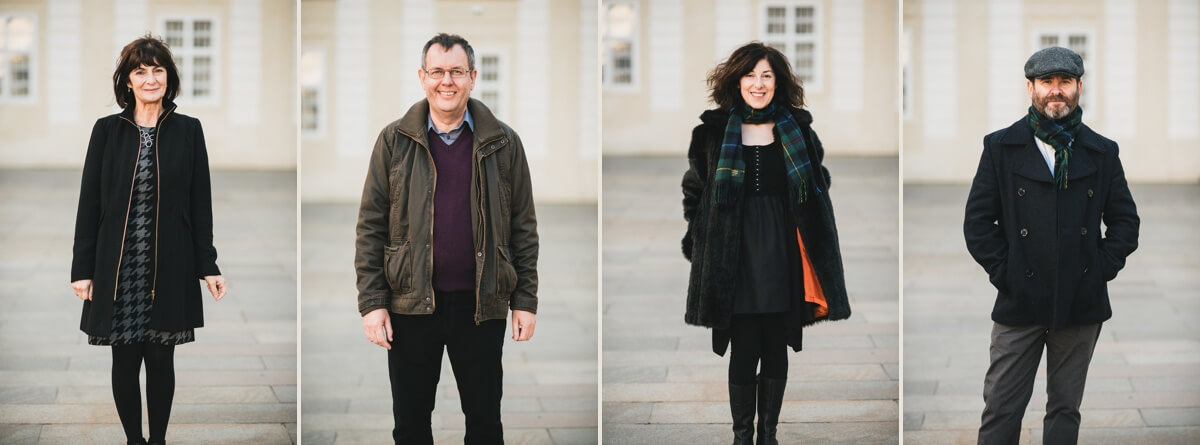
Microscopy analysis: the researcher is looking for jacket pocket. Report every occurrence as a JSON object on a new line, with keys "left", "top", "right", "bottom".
{"left": 989, "top": 255, "right": 1011, "bottom": 294}
{"left": 384, "top": 241, "right": 413, "bottom": 294}
{"left": 496, "top": 245, "right": 518, "bottom": 298}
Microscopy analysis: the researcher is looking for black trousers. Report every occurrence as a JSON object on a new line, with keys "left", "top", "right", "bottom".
{"left": 978, "top": 322, "right": 1102, "bottom": 445}
{"left": 388, "top": 290, "right": 507, "bottom": 445}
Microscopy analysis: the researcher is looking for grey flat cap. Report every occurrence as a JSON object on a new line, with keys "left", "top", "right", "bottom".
{"left": 1025, "top": 46, "right": 1084, "bottom": 79}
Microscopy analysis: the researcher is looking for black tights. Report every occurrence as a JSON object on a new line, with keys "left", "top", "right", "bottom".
{"left": 111, "top": 343, "right": 176, "bottom": 443}
{"left": 728, "top": 313, "right": 788, "bottom": 385}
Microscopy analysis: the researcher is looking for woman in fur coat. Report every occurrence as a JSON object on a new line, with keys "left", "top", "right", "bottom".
{"left": 681, "top": 42, "right": 851, "bottom": 445}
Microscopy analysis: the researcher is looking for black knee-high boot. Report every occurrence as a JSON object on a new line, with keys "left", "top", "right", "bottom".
{"left": 111, "top": 345, "right": 146, "bottom": 444}
{"left": 729, "top": 382, "right": 756, "bottom": 445}
{"left": 143, "top": 343, "right": 176, "bottom": 445}
{"left": 755, "top": 376, "right": 786, "bottom": 445}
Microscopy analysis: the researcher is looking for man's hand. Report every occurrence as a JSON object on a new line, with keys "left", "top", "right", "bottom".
{"left": 363, "top": 308, "right": 393, "bottom": 350}
{"left": 512, "top": 310, "right": 536, "bottom": 341}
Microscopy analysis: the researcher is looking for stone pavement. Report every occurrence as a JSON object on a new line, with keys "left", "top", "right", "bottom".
{"left": 0, "top": 170, "right": 298, "bottom": 444}
{"left": 602, "top": 156, "right": 900, "bottom": 444}
{"left": 903, "top": 183, "right": 1200, "bottom": 444}
{"left": 299, "top": 202, "right": 598, "bottom": 444}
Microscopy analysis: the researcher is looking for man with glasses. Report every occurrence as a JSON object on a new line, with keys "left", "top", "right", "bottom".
{"left": 355, "top": 33, "right": 539, "bottom": 444}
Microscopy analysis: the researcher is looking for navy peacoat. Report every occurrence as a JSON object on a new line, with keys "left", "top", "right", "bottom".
{"left": 964, "top": 117, "right": 1139, "bottom": 330}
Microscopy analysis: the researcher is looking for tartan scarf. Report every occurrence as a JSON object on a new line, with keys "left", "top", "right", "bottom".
{"left": 714, "top": 103, "right": 823, "bottom": 207}
{"left": 1028, "top": 105, "right": 1083, "bottom": 190}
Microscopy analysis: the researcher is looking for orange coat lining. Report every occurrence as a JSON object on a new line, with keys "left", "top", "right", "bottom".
{"left": 797, "top": 228, "right": 829, "bottom": 318}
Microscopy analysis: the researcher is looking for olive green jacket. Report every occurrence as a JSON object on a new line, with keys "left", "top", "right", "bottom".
{"left": 355, "top": 98, "right": 538, "bottom": 323}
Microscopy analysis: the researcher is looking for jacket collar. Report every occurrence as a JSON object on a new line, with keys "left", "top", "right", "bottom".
{"left": 119, "top": 100, "right": 178, "bottom": 127}
{"left": 397, "top": 98, "right": 507, "bottom": 153}
{"left": 998, "top": 116, "right": 1101, "bottom": 183}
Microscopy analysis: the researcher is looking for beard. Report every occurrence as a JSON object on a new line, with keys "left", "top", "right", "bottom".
{"left": 1032, "top": 90, "right": 1080, "bottom": 120}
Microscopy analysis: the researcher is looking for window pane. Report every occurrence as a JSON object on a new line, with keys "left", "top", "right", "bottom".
{"left": 165, "top": 20, "right": 184, "bottom": 48}
{"left": 766, "top": 7, "right": 786, "bottom": 35}
{"left": 610, "top": 41, "right": 632, "bottom": 84}
{"left": 9, "top": 53, "right": 29, "bottom": 96}
{"left": 606, "top": 3, "right": 634, "bottom": 38}
{"left": 1040, "top": 35, "right": 1058, "bottom": 48}
{"left": 193, "top": 56, "right": 211, "bottom": 97}
{"left": 480, "top": 55, "right": 499, "bottom": 82}
{"left": 7, "top": 16, "right": 33, "bottom": 50}
{"left": 194, "top": 20, "right": 212, "bottom": 48}
{"left": 299, "top": 50, "right": 324, "bottom": 87}
{"left": 301, "top": 88, "right": 318, "bottom": 130}
{"left": 481, "top": 90, "right": 500, "bottom": 115}
{"left": 1068, "top": 35, "right": 1086, "bottom": 60}
{"left": 795, "top": 6, "right": 814, "bottom": 35}
{"left": 794, "top": 42, "right": 814, "bottom": 83}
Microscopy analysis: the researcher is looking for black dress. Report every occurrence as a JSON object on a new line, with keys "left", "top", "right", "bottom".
{"left": 89, "top": 125, "right": 194, "bottom": 346}
{"left": 734, "top": 141, "right": 804, "bottom": 314}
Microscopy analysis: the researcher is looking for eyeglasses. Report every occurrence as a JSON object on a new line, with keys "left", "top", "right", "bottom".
{"left": 424, "top": 69, "right": 470, "bottom": 80}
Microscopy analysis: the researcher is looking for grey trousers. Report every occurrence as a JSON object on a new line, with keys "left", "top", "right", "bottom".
{"left": 977, "top": 322, "right": 1102, "bottom": 445}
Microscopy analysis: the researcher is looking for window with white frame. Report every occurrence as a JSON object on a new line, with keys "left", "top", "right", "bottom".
{"left": 762, "top": 2, "right": 821, "bottom": 90}
{"left": 602, "top": 1, "right": 637, "bottom": 89}
{"left": 473, "top": 52, "right": 505, "bottom": 119}
{"left": 1035, "top": 31, "right": 1091, "bottom": 111}
{"left": 162, "top": 17, "right": 218, "bottom": 103}
{"left": 0, "top": 14, "right": 36, "bottom": 101}
{"left": 300, "top": 49, "right": 324, "bottom": 136}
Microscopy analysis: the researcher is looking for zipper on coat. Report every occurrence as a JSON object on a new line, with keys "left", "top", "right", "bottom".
{"left": 150, "top": 108, "right": 173, "bottom": 301}
{"left": 418, "top": 136, "right": 438, "bottom": 314}
{"left": 112, "top": 117, "right": 146, "bottom": 302}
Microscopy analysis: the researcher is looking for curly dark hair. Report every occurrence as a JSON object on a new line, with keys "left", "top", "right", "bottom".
{"left": 112, "top": 34, "right": 180, "bottom": 108}
{"left": 706, "top": 42, "right": 804, "bottom": 110}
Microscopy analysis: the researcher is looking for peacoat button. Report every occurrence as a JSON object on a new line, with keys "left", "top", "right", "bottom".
{"left": 1017, "top": 187, "right": 1026, "bottom": 197}
{"left": 1083, "top": 266, "right": 1089, "bottom": 274}
{"left": 1081, "top": 227, "right": 1087, "bottom": 236}
{"left": 1087, "top": 188, "right": 1094, "bottom": 198}
{"left": 1019, "top": 228, "right": 1029, "bottom": 238}
{"left": 1025, "top": 269, "right": 1034, "bottom": 278}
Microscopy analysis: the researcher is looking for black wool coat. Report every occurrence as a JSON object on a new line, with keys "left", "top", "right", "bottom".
{"left": 964, "top": 117, "right": 1139, "bottom": 330}
{"left": 681, "top": 107, "right": 852, "bottom": 355}
{"left": 72, "top": 101, "right": 221, "bottom": 337}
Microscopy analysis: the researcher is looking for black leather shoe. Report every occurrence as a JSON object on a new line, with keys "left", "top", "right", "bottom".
{"left": 755, "top": 376, "right": 787, "bottom": 445}
{"left": 729, "top": 382, "right": 756, "bottom": 445}
{"left": 126, "top": 440, "right": 147, "bottom": 445}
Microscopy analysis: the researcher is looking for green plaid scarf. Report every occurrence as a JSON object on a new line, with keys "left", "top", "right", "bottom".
{"left": 714, "top": 103, "right": 822, "bottom": 207}
{"left": 1028, "top": 105, "right": 1083, "bottom": 190}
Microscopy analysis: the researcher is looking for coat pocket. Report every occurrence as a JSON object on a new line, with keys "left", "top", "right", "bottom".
{"left": 384, "top": 241, "right": 413, "bottom": 294}
{"left": 496, "top": 245, "right": 518, "bottom": 298}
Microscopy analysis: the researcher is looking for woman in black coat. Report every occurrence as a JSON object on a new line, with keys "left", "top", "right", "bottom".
{"left": 70, "top": 35, "right": 226, "bottom": 445}
{"left": 681, "top": 42, "right": 851, "bottom": 445}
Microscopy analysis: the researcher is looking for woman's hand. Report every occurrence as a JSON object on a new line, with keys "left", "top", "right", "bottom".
{"left": 71, "top": 279, "right": 93, "bottom": 301}
{"left": 203, "top": 275, "right": 227, "bottom": 301}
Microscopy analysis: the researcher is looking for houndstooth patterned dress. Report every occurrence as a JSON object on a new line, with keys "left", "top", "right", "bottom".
{"left": 89, "top": 125, "right": 195, "bottom": 346}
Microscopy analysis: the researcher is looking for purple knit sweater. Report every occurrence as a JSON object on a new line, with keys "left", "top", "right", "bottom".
{"left": 428, "top": 127, "right": 476, "bottom": 292}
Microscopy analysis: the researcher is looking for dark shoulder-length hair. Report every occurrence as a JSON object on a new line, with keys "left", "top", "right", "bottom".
{"left": 707, "top": 42, "right": 804, "bottom": 110}
{"left": 113, "top": 34, "right": 180, "bottom": 108}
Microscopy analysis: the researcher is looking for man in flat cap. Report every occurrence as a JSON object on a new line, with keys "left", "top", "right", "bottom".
{"left": 964, "top": 46, "right": 1139, "bottom": 444}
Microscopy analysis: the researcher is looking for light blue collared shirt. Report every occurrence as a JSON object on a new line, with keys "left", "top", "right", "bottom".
{"left": 427, "top": 108, "right": 474, "bottom": 145}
